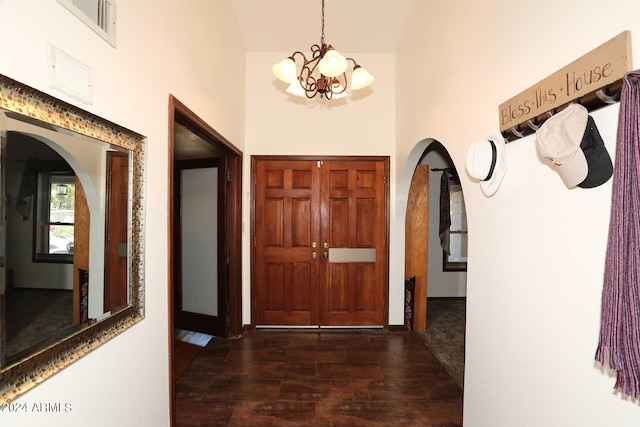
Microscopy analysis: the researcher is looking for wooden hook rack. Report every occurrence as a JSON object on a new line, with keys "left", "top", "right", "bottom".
{"left": 501, "top": 79, "right": 623, "bottom": 143}
{"left": 498, "top": 31, "right": 631, "bottom": 144}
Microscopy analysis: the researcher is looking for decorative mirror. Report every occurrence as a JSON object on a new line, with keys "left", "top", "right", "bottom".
{"left": 0, "top": 74, "right": 145, "bottom": 403}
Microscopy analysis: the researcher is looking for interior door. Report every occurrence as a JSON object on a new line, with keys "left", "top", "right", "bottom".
{"left": 254, "top": 160, "right": 321, "bottom": 326}
{"left": 253, "top": 157, "right": 388, "bottom": 327}
{"left": 319, "top": 159, "right": 387, "bottom": 326}
{"left": 73, "top": 177, "right": 89, "bottom": 324}
{"left": 104, "top": 152, "right": 129, "bottom": 313}
{"left": 174, "top": 159, "right": 227, "bottom": 337}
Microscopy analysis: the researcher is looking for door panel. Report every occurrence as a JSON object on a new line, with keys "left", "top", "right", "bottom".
{"left": 181, "top": 167, "right": 218, "bottom": 317}
{"left": 104, "top": 152, "right": 129, "bottom": 313}
{"left": 73, "top": 177, "right": 89, "bottom": 325}
{"left": 174, "top": 160, "right": 226, "bottom": 337}
{"left": 254, "top": 160, "right": 320, "bottom": 326}
{"left": 320, "top": 160, "right": 386, "bottom": 326}
{"left": 253, "top": 157, "right": 387, "bottom": 327}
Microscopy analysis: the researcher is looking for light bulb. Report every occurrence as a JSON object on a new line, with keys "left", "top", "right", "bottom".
{"left": 331, "top": 83, "right": 348, "bottom": 99}
{"left": 318, "top": 49, "right": 348, "bottom": 77}
{"left": 272, "top": 57, "right": 297, "bottom": 83}
{"left": 286, "top": 80, "right": 307, "bottom": 97}
{"left": 350, "top": 66, "right": 375, "bottom": 90}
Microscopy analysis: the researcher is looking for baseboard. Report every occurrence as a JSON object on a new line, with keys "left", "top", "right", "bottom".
{"left": 9, "top": 287, "right": 73, "bottom": 292}
{"left": 246, "top": 324, "right": 405, "bottom": 332}
{"left": 427, "top": 296, "right": 466, "bottom": 301}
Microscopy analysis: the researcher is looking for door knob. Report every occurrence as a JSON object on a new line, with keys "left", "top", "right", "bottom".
{"left": 312, "top": 252, "right": 317, "bottom": 259}
{"left": 323, "top": 242, "right": 329, "bottom": 249}
{"left": 323, "top": 252, "right": 328, "bottom": 259}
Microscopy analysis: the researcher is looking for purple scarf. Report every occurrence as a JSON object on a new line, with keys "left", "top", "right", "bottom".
{"left": 595, "top": 70, "right": 640, "bottom": 398}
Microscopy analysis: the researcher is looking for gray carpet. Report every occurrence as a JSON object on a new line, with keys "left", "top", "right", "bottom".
{"left": 417, "top": 298, "right": 466, "bottom": 388}
{"left": 5, "top": 288, "right": 74, "bottom": 360}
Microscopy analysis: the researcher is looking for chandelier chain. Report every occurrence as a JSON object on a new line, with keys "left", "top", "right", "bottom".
{"left": 321, "top": 0, "right": 325, "bottom": 46}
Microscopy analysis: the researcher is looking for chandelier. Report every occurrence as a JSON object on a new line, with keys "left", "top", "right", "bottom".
{"left": 272, "top": 0, "right": 375, "bottom": 100}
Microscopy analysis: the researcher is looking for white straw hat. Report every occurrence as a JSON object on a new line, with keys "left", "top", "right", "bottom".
{"left": 465, "top": 130, "right": 507, "bottom": 197}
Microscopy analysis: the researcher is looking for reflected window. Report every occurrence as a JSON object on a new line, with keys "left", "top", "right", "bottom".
{"left": 446, "top": 182, "right": 467, "bottom": 268}
{"left": 34, "top": 172, "right": 75, "bottom": 262}
{"left": 438, "top": 168, "right": 467, "bottom": 271}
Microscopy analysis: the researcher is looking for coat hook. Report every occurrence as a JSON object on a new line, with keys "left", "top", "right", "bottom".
{"left": 510, "top": 125, "right": 524, "bottom": 138}
{"left": 596, "top": 85, "right": 618, "bottom": 104}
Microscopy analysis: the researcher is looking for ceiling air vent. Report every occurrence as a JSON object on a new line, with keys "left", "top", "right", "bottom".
{"left": 57, "top": 0, "right": 117, "bottom": 47}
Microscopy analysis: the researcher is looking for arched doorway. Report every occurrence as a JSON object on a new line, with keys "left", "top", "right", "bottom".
{"left": 399, "top": 138, "right": 467, "bottom": 388}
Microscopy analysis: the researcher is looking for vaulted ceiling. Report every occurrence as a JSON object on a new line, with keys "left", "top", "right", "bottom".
{"left": 175, "top": 0, "right": 415, "bottom": 160}
{"left": 230, "top": 0, "right": 414, "bottom": 54}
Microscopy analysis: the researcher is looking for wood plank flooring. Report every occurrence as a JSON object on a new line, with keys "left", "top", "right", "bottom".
{"left": 174, "top": 339, "right": 205, "bottom": 380}
{"left": 175, "top": 330, "right": 463, "bottom": 426}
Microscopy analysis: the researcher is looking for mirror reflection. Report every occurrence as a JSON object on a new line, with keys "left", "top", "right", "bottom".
{"left": 0, "top": 109, "right": 132, "bottom": 368}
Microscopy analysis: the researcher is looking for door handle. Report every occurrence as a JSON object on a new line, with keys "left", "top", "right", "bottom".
{"left": 312, "top": 252, "right": 317, "bottom": 259}
{"left": 323, "top": 252, "right": 328, "bottom": 259}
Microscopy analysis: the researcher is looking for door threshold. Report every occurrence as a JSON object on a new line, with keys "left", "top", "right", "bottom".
{"left": 320, "top": 326, "right": 384, "bottom": 330}
{"left": 255, "top": 325, "right": 384, "bottom": 330}
{"left": 256, "top": 325, "right": 320, "bottom": 329}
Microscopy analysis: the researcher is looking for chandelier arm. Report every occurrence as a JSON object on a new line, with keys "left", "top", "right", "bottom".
{"left": 290, "top": 51, "right": 309, "bottom": 63}
{"left": 329, "top": 75, "right": 348, "bottom": 95}
{"left": 299, "top": 64, "right": 319, "bottom": 98}
{"left": 289, "top": 49, "right": 322, "bottom": 98}
{"left": 345, "top": 57, "right": 358, "bottom": 70}
{"left": 311, "top": 43, "right": 326, "bottom": 61}
{"left": 302, "top": 55, "right": 322, "bottom": 83}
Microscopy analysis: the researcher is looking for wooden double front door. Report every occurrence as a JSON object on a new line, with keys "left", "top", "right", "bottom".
{"left": 252, "top": 156, "right": 389, "bottom": 327}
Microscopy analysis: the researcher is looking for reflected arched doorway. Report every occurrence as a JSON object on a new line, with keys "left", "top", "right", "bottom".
{"left": 400, "top": 138, "right": 467, "bottom": 388}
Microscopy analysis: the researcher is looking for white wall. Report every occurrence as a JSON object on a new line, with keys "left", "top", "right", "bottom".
{"left": 420, "top": 145, "right": 467, "bottom": 297}
{"left": 243, "top": 52, "right": 398, "bottom": 324}
{"left": 397, "top": 1, "right": 640, "bottom": 426}
{"left": 0, "top": 1, "right": 245, "bottom": 426}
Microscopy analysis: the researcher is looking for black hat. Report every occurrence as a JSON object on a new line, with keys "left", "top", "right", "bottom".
{"left": 578, "top": 115, "right": 613, "bottom": 188}
{"left": 536, "top": 103, "right": 613, "bottom": 188}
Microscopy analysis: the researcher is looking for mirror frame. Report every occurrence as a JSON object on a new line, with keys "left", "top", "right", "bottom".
{"left": 0, "top": 74, "right": 146, "bottom": 403}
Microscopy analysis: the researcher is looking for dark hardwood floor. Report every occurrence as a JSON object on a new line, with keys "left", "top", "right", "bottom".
{"left": 175, "top": 330, "right": 463, "bottom": 426}
{"left": 174, "top": 339, "right": 205, "bottom": 380}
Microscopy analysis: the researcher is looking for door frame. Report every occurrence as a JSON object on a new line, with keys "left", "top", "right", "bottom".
{"left": 250, "top": 155, "right": 390, "bottom": 328}
{"left": 168, "top": 95, "right": 243, "bottom": 425}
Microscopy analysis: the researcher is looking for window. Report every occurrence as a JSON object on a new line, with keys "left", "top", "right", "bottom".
{"left": 34, "top": 173, "right": 75, "bottom": 263}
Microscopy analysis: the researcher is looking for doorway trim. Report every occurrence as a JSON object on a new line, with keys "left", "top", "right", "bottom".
{"left": 167, "top": 95, "right": 243, "bottom": 425}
